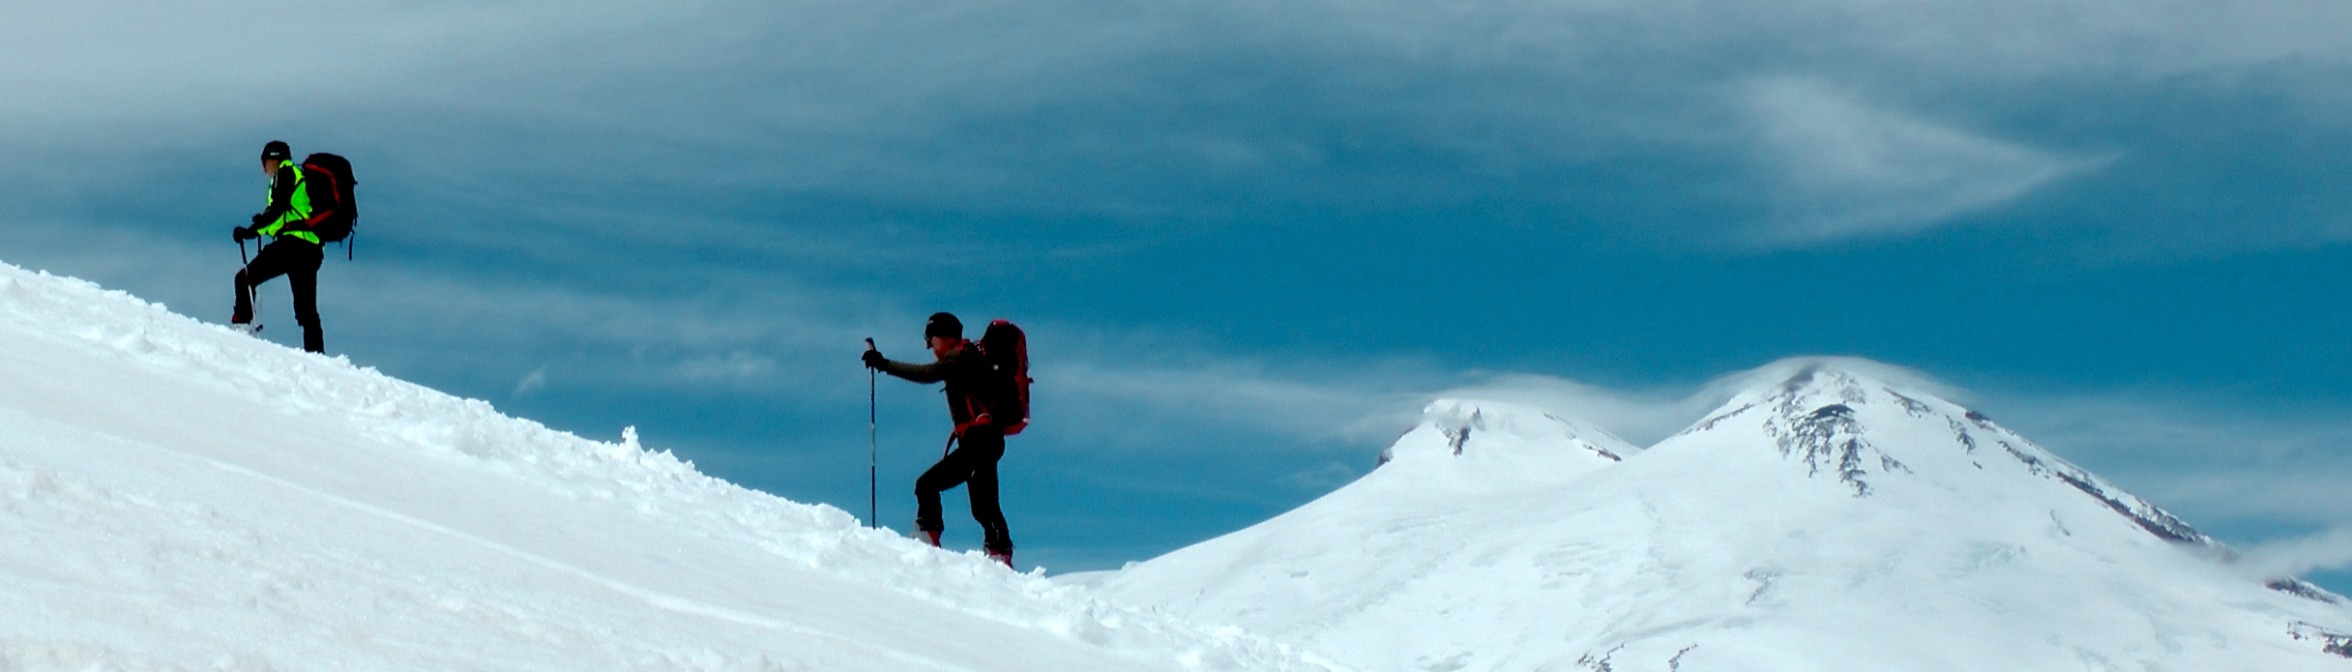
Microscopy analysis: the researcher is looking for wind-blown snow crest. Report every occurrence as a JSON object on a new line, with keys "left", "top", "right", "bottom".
{"left": 1096, "top": 362, "right": 2352, "bottom": 671}
{"left": 0, "top": 261, "right": 1345, "bottom": 671}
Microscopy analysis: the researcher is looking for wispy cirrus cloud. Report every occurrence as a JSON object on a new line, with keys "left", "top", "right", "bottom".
{"left": 1738, "top": 78, "right": 2115, "bottom": 245}
{"left": 2236, "top": 528, "right": 2352, "bottom": 580}
{"left": 1981, "top": 391, "right": 2352, "bottom": 533}
{"left": 11, "top": 0, "right": 2352, "bottom": 255}
{"left": 1047, "top": 357, "right": 1438, "bottom": 450}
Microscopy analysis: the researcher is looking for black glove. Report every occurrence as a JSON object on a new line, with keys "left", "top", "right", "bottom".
{"left": 232, "top": 226, "right": 258, "bottom": 242}
{"left": 861, "top": 349, "right": 887, "bottom": 369}
{"left": 251, "top": 213, "right": 270, "bottom": 226}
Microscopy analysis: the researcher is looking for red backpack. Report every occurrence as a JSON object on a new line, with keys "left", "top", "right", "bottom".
{"left": 975, "top": 320, "right": 1031, "bottom": 435}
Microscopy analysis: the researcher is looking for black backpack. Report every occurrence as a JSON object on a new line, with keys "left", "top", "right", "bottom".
{"left": 298, "top": 153, "right": 360, "bottom": 256}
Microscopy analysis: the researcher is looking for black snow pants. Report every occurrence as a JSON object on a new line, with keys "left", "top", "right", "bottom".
{"left": 915, "top": 427, "right": 1013, "bottom": 554}
{"left": 234, "top": 239, "right": 325, "bottom": 353}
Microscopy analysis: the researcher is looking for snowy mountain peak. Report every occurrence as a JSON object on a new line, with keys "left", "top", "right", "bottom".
{"left": 1677, "top": 363, "right": 1931, "bottom": 497}
{"left": 1673, "top": 360, "right": 2220, "bottom": 548}
{"left": 1101, "top": 359, "right": 2352, "bottom": 669}
{"left": 1373, "top": 399, "right": 1636, "bottom": 484}
{"left": 1763, "top": 360, "right": 1879, "bottom": 401}
{"left": 1696, "top": 360, "right": 1931, "bottom": 427}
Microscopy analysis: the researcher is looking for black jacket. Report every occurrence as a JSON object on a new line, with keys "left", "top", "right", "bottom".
{"left": 873, "top": 341, "right": 997, "bottom": 427}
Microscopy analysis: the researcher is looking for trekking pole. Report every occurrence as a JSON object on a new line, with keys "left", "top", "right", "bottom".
{"left": 866, "top": 338, "right": 878, "bottom": 530}
{"left": 869, "top": 366, "right": 879, "bottom": 530}
{"left": 236, "top": 238, "right": 262, "bottom": 333}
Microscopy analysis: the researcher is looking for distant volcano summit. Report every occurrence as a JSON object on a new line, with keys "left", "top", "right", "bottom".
{"left": 1678, "top": 364, "right": 2210, "bottom": 543}
{"left": 1095, "top": 361, "right": 2352, "bottom": 671}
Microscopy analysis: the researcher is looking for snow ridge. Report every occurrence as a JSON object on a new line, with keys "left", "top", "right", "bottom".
{"left": 0, "top": 261, "right": 1345, "bottom": 671}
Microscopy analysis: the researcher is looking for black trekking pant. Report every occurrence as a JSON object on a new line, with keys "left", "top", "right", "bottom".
{"left": 915, "top": 427, "right": 1013, "bottom": 553}
{"left": 233, "top": 239, "right": 325, "bottom": 353}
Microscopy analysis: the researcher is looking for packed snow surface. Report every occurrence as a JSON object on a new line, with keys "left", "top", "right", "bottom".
{"left": 0, "top": 261, "right": 1344, "bottom": 671}
{"left": 1092, "top": 369, "right": 2352, "bottom": 671}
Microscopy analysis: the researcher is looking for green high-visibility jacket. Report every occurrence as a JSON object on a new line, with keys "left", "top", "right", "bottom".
{"left": 257, "top": 159, "right": 321, "bottom": 245}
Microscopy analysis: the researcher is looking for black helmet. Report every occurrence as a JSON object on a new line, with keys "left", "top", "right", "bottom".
{"left": 924, "top": 312, "right": 963, "bottom": 341}
{"left": 260, "top": 140, "right": 292, "bottom": 163}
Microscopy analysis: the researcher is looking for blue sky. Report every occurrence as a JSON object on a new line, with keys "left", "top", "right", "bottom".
{"left": 5, "top": 0, "right": 2350, "bottom": 592}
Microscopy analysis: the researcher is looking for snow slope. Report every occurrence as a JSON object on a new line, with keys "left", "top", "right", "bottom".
{"left": 0, "top": 261, "right": 1345, "bottom": 671}
{"left": 1093, "top": 364, "right": 2352, "bottom": 671}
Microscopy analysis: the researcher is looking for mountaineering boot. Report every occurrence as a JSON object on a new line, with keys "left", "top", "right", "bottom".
{"left": 230, "top": 322, "right": 262, "bottom": 337}
{"left": 913, "top": 525, "right": 940, "bottom": 547}
{"left": 987, "top": 550, "right": 1013, "bottom": 568}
